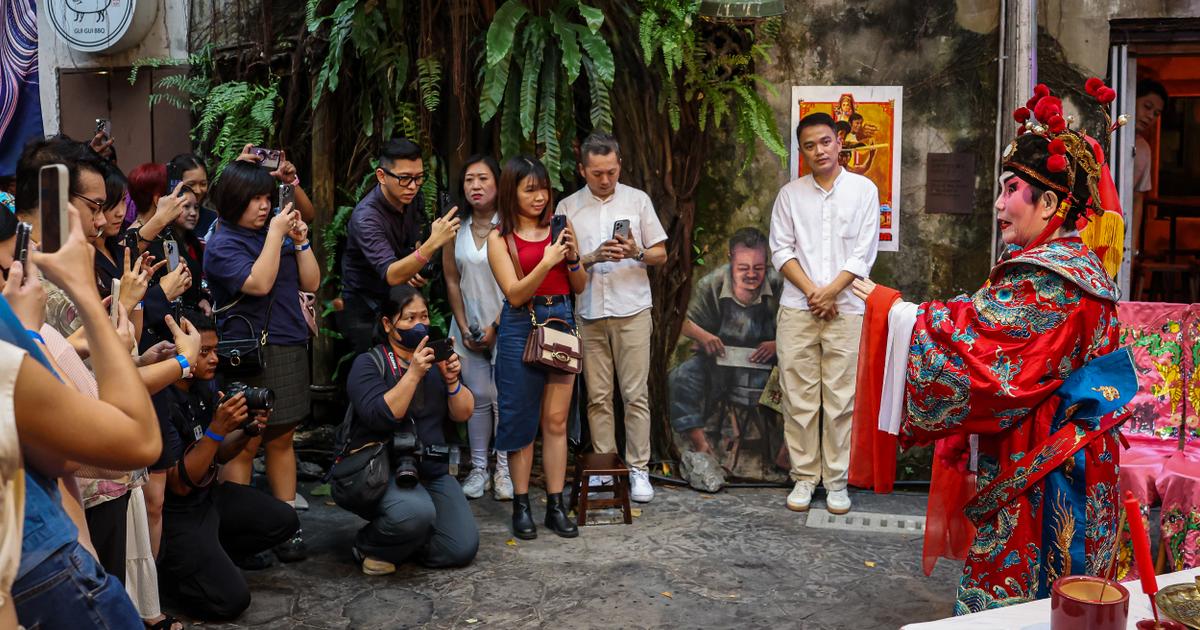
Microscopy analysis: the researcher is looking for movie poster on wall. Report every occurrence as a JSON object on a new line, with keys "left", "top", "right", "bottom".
{"left": 790, "top": 86, "right": 902, "bottom": 252}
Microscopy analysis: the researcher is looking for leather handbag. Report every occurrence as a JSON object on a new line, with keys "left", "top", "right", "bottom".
{"left": 213, "top": 293, "right": 275, "bottom": 377}
{"left": 506, "top": 235, "right": 583, "bottom": 375}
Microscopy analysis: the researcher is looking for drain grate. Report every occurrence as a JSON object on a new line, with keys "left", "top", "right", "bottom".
{"left": 804, "top": 511, "right": 926, "bottom": 534}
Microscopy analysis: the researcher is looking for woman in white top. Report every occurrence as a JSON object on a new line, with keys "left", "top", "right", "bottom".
{"left": 441, "top": 155, "right": 510, "bottom": 501}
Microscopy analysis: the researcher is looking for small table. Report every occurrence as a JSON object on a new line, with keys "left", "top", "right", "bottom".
{"left": 902, "top": 567, "right": 1200, "bottom": 629}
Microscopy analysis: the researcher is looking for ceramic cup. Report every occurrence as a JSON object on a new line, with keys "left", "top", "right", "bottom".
{"left": 1051, "top": 576, "right": 1130, "bottom": 630}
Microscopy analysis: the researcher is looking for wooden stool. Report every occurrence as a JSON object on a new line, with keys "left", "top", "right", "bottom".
{"left": 571, "top": 452, "right": 633, "bottom": 526}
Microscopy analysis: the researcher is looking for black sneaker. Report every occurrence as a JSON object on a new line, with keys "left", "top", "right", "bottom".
{"left": 274, "top": 530, "right": 308, "bottom": 563}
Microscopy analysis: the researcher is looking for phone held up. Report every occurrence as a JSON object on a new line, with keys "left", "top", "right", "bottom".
{"left": 166, "top": 161, "right": 186, "bottom": 199}
{"left": 550, "top": 214, "right": 567, "bottom": 244}
{"left": 428, "top": 338, "right": 454, "bottom": 363}
{"left": 251, "top": 147, "right": 282, "bottom": 170}
{"left": 278, "top": 183, "right": 295, "bottom": 215}
{"left": 109, "top": 279, "right": 122, "bottom": 326}
{"left": 13, "top": 222, "right": 32, "bottom": 284}
{"left": 95, "top": 118, "right": 112, "bottom": 139}
{"left": 611, "top": 219, "right": 631, "bottom": 241}
{"left": 39, "top": 164, "right": 70, "bottom": 254}
{"left": 164, "top": 240, "right": 181, "bottom": 272}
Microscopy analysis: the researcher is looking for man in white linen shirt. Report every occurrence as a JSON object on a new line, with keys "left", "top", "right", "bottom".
{"left": 769, "top": 112, "right": 879, "bottom": 515}
{"left": 557, "top": 132, "right": 668, "bottom": 503}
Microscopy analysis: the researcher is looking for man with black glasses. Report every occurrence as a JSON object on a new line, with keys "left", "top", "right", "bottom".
{"left": 340, "top": 138, "right": 461, "bottom": 352}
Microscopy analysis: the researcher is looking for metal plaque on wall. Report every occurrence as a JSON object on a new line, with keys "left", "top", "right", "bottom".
{"left": 925, "top": 152, "right": 976, "bottom": 214}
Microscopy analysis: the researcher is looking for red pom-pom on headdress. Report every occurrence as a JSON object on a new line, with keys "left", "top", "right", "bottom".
{"left": 1048, "top": 115, "right": 1066, "bottom": 133}
{"left": 1096, "top": 87, "right": 1116, "bottom": 104}
{"left": 1048, "top": 138, "right": 1068, "bottom": 155}
{"left": 1034, "top": 96, "right": 1063, "bottom": 123}
{"left": 1013, "top": 107, "right": 1031, "bottom": 123}
{"left": 1085, "top": 77, "right": 1105, "bottom": 96}
{"left": 1027, "top": 96, "right": 1040, "bottom": 110}
{"left": 1047, "top": 154, "right": 1069, "bottom": 173}
{"left": 1034, "top": 83, "right": 1051, "bottom": 98}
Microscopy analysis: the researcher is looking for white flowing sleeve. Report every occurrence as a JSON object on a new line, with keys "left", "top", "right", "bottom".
{"left": 878, "top": 301, "right": 918, "bottom": 435}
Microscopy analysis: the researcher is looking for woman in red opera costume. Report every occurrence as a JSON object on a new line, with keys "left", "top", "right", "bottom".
{"left": 852, "top": 82, "right": 1136, "bottom": 615}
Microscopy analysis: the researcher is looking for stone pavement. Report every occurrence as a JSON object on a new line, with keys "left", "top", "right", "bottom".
{"left": 189, "top": 482, "right": 964, "bottom": 629}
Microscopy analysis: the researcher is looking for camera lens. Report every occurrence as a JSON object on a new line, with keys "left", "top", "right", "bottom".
{"left": 244, "top": 387, "right": 274, "bottom": 411}
{"left": 394, "top": 457, "right": 419, "bottom": 488}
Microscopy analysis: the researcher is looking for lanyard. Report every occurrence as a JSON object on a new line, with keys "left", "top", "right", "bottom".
{"left": 384, "top": 346, "right": 408, "bottom": 380}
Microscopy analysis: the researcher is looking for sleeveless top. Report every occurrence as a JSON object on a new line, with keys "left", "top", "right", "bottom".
{"left": 454, "top": 215, "right": 504, "bottom": 330}
{"left": 513, "top": 232, "right": 570, "bottom": 296}
{"left": 0, "top": 339, "right": 25, "bottom": 605}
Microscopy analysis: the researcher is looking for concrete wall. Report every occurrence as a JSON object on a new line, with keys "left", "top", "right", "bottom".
{"left": 38, "top": 0, "right": 190, "bottom": 135}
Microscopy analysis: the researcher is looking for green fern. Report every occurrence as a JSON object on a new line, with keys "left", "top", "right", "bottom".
{"left": 416, "top": 56, "right": 443, "bottom": 111}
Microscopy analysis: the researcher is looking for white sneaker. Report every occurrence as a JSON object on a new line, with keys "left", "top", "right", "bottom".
{"left": 826, "top": 488, "right": 852, "bottom": 514}
{"left": 492, "top": 470, "right": 514, "bottom": 501}
{"left": 461, "top": 467, "right": 490, "bottom": 499}
{"left": 589, "top": 475, "right": 613, "bottom": 487}
{"left": 293, "top": 493, "right": 309, "bottom": 511}
{"left": 787, "top": 481, "right": 815, "bottom": 512}
{"left": 630, "top": 468, "right": 654, "bottom": 503}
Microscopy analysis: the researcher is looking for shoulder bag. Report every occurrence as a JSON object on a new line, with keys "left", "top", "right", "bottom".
{"left": 505, "top": 234, "right": 583, "bottom": 374}
{"left": 213, "top": 292, "right": 275, "bottom": 378}
{"left": 328, "top": 346, "right": 392, "bottom": 519}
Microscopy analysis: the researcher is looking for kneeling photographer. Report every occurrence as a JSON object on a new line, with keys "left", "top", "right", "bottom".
{"left": 336, "top": 285, "right": 479, "bottom": 576}
{"left": 154, "top": 310, "right": 299, "bottom": 620}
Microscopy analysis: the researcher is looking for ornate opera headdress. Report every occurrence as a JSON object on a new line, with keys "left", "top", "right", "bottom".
{"left": 1000, "top": 79, "right": 1129, "bottom": 276}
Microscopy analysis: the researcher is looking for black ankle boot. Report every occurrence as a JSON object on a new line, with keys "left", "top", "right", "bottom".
{"left": 544, "top": 492, "right": 579, "bottom": 538}
{"left": 512, "top": 494, "right": 537, "bottom": 540}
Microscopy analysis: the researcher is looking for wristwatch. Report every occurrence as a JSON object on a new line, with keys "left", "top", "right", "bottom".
{"left": 635, "top": 250, "right": 646, "bottom": 262}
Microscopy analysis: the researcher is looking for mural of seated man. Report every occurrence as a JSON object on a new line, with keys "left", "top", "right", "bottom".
{"left": 669, "top": 227, "right": 787, "bottom": 482}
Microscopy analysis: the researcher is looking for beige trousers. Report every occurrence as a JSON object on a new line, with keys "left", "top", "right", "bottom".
{"left": 579, "top": 309, "right": 653, "bottom": 470}
{"left": 776, "top": 307, "right": 863, "bottom": 490}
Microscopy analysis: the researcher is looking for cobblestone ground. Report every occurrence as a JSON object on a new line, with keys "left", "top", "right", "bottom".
{"left": 187, "top": 482, "right": 962, "bottom": 629}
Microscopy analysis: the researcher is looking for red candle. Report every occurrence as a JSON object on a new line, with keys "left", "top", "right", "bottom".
{"left": 1124, "top": 491, "right": 1159, "bottom": 597}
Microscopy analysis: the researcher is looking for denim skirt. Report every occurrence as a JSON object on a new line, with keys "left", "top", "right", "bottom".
{"left": 493, "top": 296, "right": 575, "bottom": 452}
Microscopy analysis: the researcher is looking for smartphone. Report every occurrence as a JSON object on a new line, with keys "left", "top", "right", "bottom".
{"left": 251, "top": 146, "right": 282, "bottom": 170}
{"left": 612, "top": 219, "right": 631, "bottom": 241}
{"left": 428, "top": 338, "right": 454, "bottom": 363}
{"left": 95, "top": 118, "right": 112, "bottom": 138}
{"left": 123, "top": 228, "right": 139, "bottom": 252}
{"left": 14, "top": 222, "right": 31, "bottom": 281}
{"left": 109, "top": 278, "right": 122, "bottom": 326}
{"left": 165, "top": 239, "right": 180, "bottom": 272}
{"left": 550, "top": 214, "right": 567, "bottom": 244}
{"left": 166, "top": 161, "right": 185, "bottom": 197}
{"left": 278, "top": 183, "right": 295, "bottom": 214}
{"left": 39, "top": 164, "right": 69, "bottom": 254}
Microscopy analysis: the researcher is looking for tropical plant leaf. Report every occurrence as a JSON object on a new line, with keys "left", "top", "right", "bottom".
{"left": 500, "top": 75, "right": 523, "bottom": 160}
{"left": 519, "top": 26, "right": 546, "bottom": 138}
{"left": 550, "top": 11, "right": 581, "bottom": 84}
{"left": 577, "top": 3, "right": 604, "bottom": 32}
{"left": 576, "top": 28, "right": 614, "bottom": 83}
{"left": 537, "top": 58, "right": 560, "bottom": 189}
{"left": 416, "top": 56, "right": 443, "bottom": 111}
{"left": 582, "top": 57, "right": 612, "bottom": 131}
{"left": 486, "top": 1, "right": 529, "bottom": 66}
{"left": 479, "top": 53, "right": 512, "bottom": 123}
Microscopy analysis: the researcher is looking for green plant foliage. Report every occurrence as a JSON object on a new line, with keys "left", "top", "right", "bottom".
{"left": 637, "top": 0, "right": 786, "bottom": 170}
{"left": 417, "top": 56, "right": 443, "bottom": 111}
{"left": 480, "top": 0, "right": 615, "bottom": 188}
{"left": 130, "top": 45, "right": 280, "bottom": 174}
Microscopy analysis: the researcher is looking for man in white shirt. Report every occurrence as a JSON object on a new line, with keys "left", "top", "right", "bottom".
{"left": 557, "top": 132, "right": 668, "bottom": 503}
{"left": 769, "top": 112, "right": 880, "bottom": 515}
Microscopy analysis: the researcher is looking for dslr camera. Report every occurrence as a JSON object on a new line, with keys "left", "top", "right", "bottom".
{"left": 220, "top": 382, "right": 274, "bottom": 437}
{"left": 391, "top": 429, "right": 460, "bottom": 488}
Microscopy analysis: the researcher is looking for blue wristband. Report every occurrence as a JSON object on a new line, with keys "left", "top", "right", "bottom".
{"left": 204, "top": 429, "right": 225, "bottom": 442}
{"left": 448, "top": 380, "right": 463, "bottom": 396}
{"left": 295, "top": 242, "right": 311, "bottom": 252}
{"left": 26, "top": 329, "right": 44, "bottom": 344}
{"left": 174, "top": 353, "right": 191, "bottom": 377}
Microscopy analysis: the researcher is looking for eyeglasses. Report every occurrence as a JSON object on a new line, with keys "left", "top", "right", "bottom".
{"left": 71, "top": 193, "right": 106, "bottom": 213}
{"left": 380, "top": 168, "right": 426, "bottom": 189}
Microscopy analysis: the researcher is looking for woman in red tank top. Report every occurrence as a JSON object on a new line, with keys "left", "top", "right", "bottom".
{"left": 487, "top": 156, "right": 586, "bottom": 540}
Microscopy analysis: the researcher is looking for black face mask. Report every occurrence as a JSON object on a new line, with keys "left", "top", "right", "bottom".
{"left": 391, "top": 322, "right": 429, "bottom": 350}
